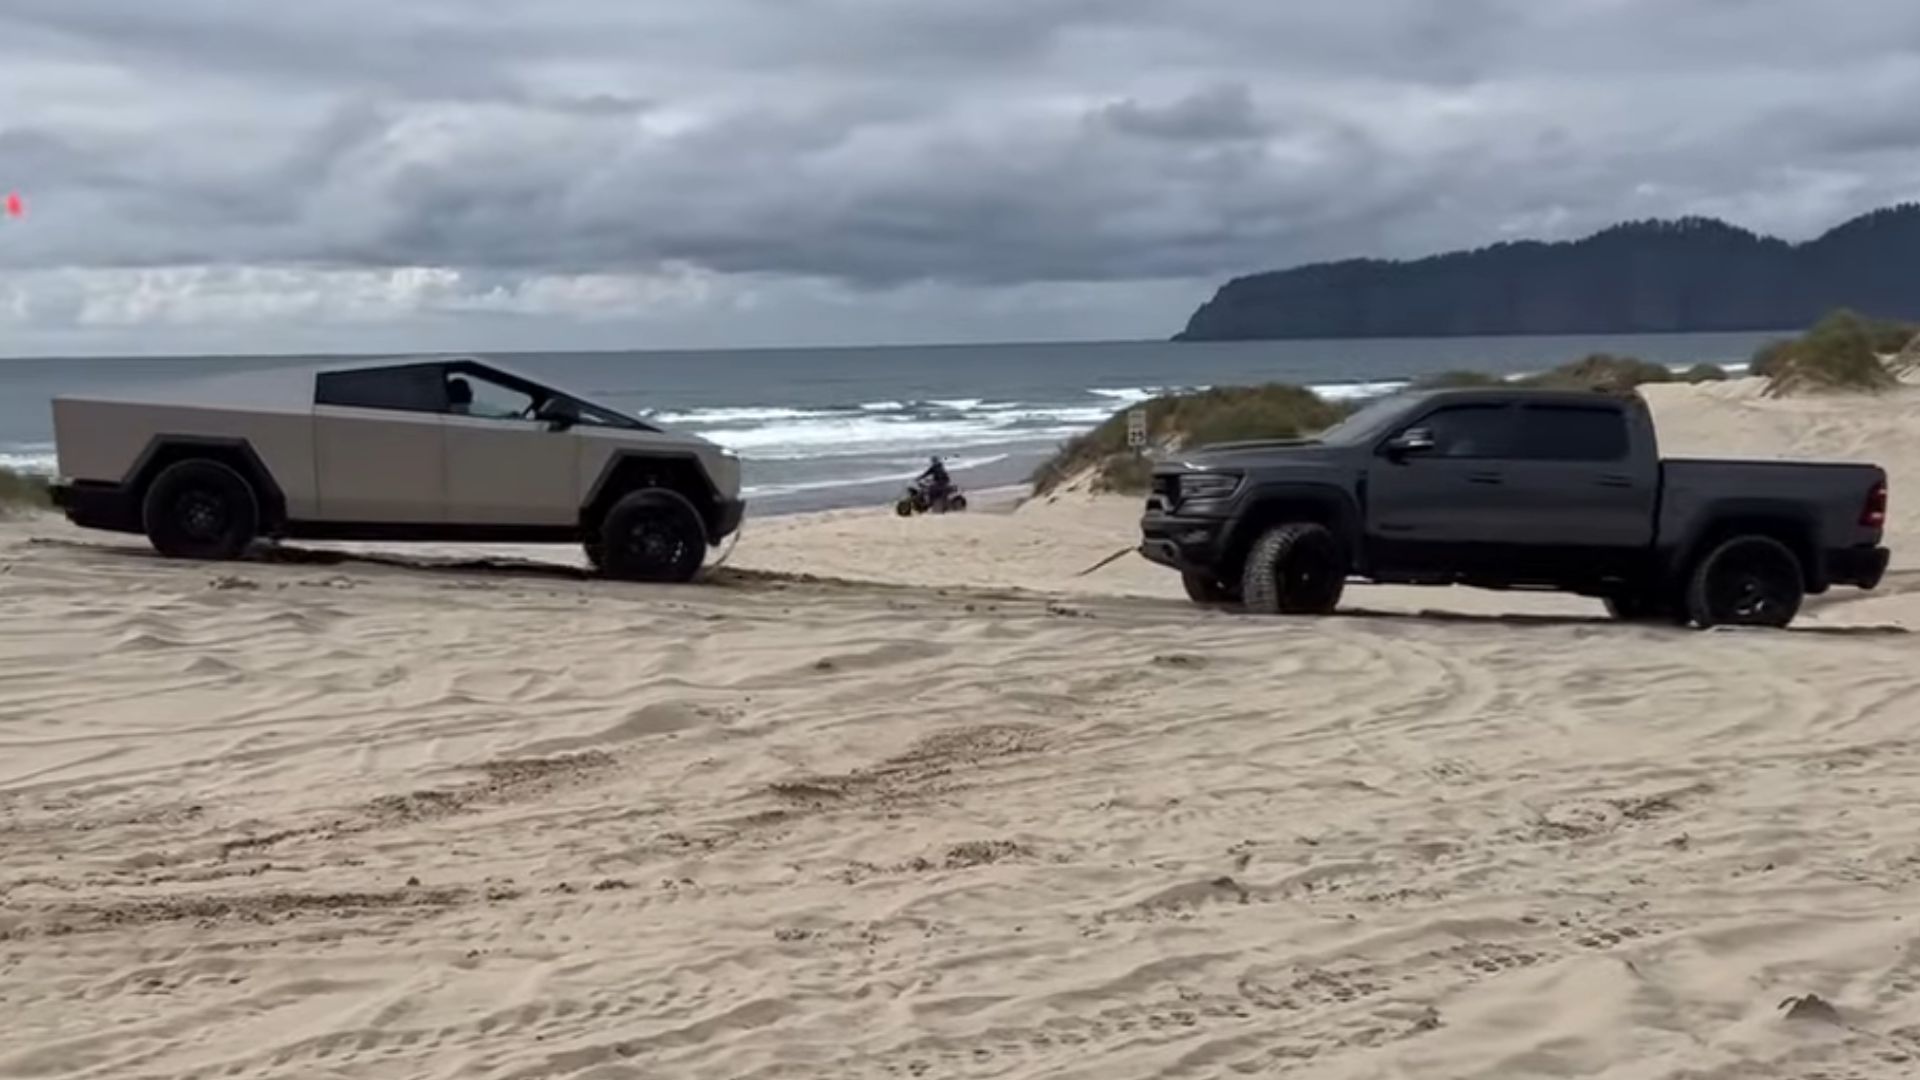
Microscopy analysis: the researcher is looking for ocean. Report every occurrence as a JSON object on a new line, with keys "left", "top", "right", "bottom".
{"left": 0, "top": 331, "right": 1781, "bottom": 514}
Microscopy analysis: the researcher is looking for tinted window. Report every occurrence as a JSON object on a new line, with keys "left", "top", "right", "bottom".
{"left": 1320, "top": 395, "right": 1414, "bottom": 444}
{"left": 1515, "top": 405, "right": 1629, "bottom": 461}
{"left": 566, "top": 397, "right": 645, "bottom": 430}
{"left": 315, "top": 367, "right": 446, "bottom": 412}
{"left": 449, "top": 372, "right": 535, "bottom": 420}
{"left": 1418, "top": 405, "right": 1516, "bottom": 458}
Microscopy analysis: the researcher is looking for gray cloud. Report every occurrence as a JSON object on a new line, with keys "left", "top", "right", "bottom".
{"left": 1094, "top": 84, "right": 1268, "bottom": 143}
{"left": 3, "top": 0, "right": 1920, "bottom": 350}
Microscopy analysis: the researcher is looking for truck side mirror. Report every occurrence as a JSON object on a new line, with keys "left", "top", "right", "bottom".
{"left": 536, "top": 399, "right": 579, "bottom": 432}
{"left": 1385, "top": 428, "right": 1436, "bottom": 458}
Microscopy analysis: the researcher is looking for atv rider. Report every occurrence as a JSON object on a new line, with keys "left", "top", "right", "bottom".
{"left": 918, "top": 456, "right": 953, "bottom": 502}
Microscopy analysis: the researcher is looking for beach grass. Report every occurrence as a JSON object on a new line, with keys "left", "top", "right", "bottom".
{"left": 0, "top": 466, "right": 52, "bottom": 514}
{"left": 1417, "top": 355, "right": 1730, "bottom": 394}
{"left": 1751, "top": 310, "right": 1903, "bottom": 396}
{"left": 1032, "top": 383, "right": 1348, "bottom": 495}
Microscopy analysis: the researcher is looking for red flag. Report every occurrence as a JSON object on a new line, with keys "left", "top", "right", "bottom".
{"left": 3, "top": 192, "right": 21, "bottom": 218}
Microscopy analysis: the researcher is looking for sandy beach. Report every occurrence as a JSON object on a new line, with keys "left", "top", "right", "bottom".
{"left": 4, "top": 377, "right": 1920, "bottom": 1080}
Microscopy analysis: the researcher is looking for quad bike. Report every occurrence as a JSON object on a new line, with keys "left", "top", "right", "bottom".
{"left": 896, "top": 479, "right": 968, "bottom": 516}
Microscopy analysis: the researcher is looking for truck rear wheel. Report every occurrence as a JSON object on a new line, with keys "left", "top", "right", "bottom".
{"left": 1241, "top": 523, "right": 1346, "bottom": 616}
{"left": 1684, "top": 535, "right": 1803, "bottom": 629}
{"left": 1182, "top": 572, "right": 1239, "bottom": 606}
{"left": 599, "top": 489, "right": 707, "bottom": 583}
{"left": 142, "top": 459, "right": 259, "bottom": 561}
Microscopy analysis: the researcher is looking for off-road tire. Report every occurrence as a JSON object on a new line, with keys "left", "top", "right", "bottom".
{"left": 1182, "top": 572, "right": 1239, "bottom": 606}
{"left": 599, "top": 489, "right": 707, "bottom": 584}
{"left": 142, "top": 459, "right": 259, "bottom": 561}
{"left": 1602, "top": 589, "right": 1685, "bottom": 625}
{"left": 1684, "top": 535, "right": 1803, "bottom": 629}
{"left": 947, "top": 493, "right": 968, "bottom": 512}
{"left": 1241, "top": 523, "right": 1346, "bottom": 616}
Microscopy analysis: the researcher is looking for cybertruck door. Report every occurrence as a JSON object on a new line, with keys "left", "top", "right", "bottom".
{"left": 312, "top": 366, "right": 448, "bottom": 524}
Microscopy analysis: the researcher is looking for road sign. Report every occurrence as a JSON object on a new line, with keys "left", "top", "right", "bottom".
{"left": 1127, "top": 408, "right": 1147, "bottom": 449}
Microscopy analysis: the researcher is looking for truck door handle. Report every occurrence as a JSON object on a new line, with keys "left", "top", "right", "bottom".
{"left": 1595, "top": 474, "right": 1633, "bottom": 488}
{"left": 1467, "top": 471, "right": 1503, "bottom": 485}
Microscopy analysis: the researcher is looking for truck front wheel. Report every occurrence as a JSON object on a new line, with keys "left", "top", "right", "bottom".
{"left": 1684, "top": 535, "right": 1803, "bottom": 629}
{"left": 1241, "top": 523, "right": 1346, "bottom": 616}
{"left": 142, "top": 459, "right": 259, "bottom": 561}
{"left": 1182, "top": 572, "right": 1240, "bottom": 606}
{"left": 599, "top": 489, "right": 707, "bottom": 584}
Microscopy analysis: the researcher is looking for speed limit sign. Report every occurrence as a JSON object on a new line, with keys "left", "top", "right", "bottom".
{"left": 1127, "top": 408, "right": 1147, "bottom": 449}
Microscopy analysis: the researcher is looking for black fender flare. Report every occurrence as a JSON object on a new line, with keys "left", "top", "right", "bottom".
{"left": 1658, "top": 498, "right": 1825, "bottom": 591}
{"left": 1219, "top": 481, "right": 1365, "bottom": 578}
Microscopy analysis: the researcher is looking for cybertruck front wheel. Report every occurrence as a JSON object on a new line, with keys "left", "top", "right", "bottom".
{"left": 599, "top": 489, "right": 708, "bottom": 584}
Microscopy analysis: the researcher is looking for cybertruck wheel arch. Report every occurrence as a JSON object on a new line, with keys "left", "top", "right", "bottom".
{"left": 123, "top": 436, "right": 289, "bottom": 534}
{"left": 582, "top": 451, "right": 723, "bottom": 540}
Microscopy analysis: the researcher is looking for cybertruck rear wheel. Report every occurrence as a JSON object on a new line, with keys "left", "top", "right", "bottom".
{"left": 599, "top": 489, "right": 707, "bottom": 584}
{"left": 142, "top": 459, "right": 259, "bottom": 561}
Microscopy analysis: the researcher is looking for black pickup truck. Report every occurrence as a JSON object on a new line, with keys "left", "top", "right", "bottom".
{"left": 1140, "top": 388, "right": 1890, "bottom": 628}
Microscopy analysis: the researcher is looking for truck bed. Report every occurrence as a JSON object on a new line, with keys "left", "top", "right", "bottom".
{"left": 1657, "top": 457, "right": 1889, "bottom": 590}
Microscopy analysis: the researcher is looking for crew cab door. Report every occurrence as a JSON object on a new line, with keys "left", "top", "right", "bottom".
{"left": 1365, "top": 399, "right": 1657, "bottom": 580}
{"left": 1500, "top": 402, "right": 1657, "bottom": 556}
{"left": 1364, "top": 402, "right": 1520, "bottom": 571}
{"left": 313, "top": 365, "right": 447, "bottom": 524}
{"left": 440, "top": 365, "right": 581, "bottom": 527}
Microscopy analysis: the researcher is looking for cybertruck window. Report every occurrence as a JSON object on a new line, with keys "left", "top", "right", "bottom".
{"left": 565, "top": 396, "right": 650, "bottom": 430}
{"left": 315, "top": 367, "right": 448, "bottom": 413}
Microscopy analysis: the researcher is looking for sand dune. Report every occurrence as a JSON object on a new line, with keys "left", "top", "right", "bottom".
{"left": 2, "top": 378, "right": 1918, "bottom": 1079}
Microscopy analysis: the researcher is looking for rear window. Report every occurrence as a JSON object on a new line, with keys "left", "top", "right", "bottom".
{"left": 1514, "top": 405, "right": 1629, "bottom": 461}
{"left": 315, "top": 367, "right": 447, "bottom": 413}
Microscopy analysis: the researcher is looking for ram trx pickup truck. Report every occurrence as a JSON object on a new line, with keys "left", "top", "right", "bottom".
{"left": 1141, "top": 388, "right": 1889, "bottom": 629}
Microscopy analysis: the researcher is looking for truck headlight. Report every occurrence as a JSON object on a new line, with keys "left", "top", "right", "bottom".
{"left": 1179, "top": 472, "right": 1242, "bottom": 500}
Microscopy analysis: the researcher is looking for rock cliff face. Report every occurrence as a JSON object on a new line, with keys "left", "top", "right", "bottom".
{"left": 1176, "top": 205, "right": 1920, "bottom": 341}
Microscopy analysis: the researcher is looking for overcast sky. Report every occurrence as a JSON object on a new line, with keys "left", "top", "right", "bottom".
{"left": 2, "top": 0, "right": 1918, "bottom": 356}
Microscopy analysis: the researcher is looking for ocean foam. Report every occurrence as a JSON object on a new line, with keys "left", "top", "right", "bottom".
{"left": 742, "top": 453, "right": 1011, "bottom": 498}
{"left": 1307, "top": 379, "right": 1412, "bottom": 402}
{"left": 0, "top": 444, "right": 56, "bottom": 476}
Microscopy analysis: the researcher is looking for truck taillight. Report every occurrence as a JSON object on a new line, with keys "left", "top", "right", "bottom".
{"left": 1862, "top": 481, "right": 1888, "bottom": 528}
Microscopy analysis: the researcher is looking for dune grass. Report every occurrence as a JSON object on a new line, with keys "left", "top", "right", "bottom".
{"left": 1750, "top": 310, "right": 1902, "bottom": 396}
{"left": 1031, "top": 384, "right": 1348, "bottom": 495}
{"left": 1415, "top": 354, "right": 1728, "bottom": 394}
{"left": 0, "top": 466, "right": 52, "bottom": 515}
{"left": 1410, "top": 370, "right": 1507, "bottom": 390}
{"left": 1518, "top": 353, "right": 1683, "bottom": 392}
